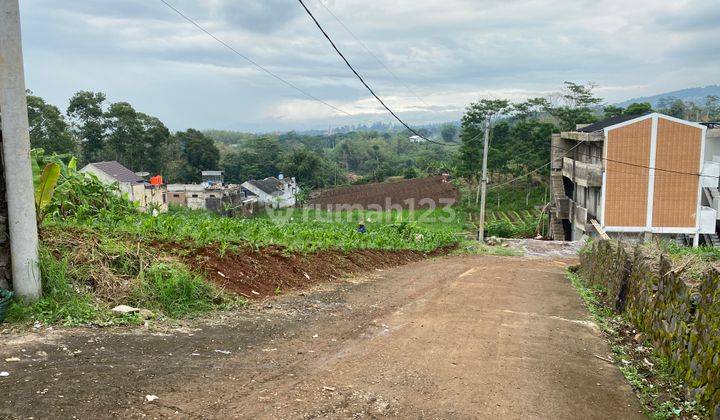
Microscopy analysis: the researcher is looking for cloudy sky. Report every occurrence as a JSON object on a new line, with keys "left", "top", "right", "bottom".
{"left": 19, "top": 0, "right": 720, "bottom": 132}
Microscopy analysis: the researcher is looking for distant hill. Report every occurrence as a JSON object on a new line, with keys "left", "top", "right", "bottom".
{"left": 617, "top": 85, "right": 720, "bottom": 107}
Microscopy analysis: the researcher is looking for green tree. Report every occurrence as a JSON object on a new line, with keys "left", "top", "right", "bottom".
{"left": 624, "top": 102, "right": 652, "bottom": 116}
{"left": 244, "top": 136, "right": 283, "bottom": 178}
{"left": 103, "top": 102, "right": 144, "bottom": 165}
{"left": 706, "top": 95, "right": 720, "bottom": 120}
{"left": 281, "top": 148, "right": 340, "bottom": 188}
{"left": 546, "top": 81, "right": 602, "bottom": 131}
{"left": 26, "top": 93, "right": 76, "bottom": 155}
{"left": 657, "top": 97, "right": 686, "bottom": 118}
{"left": 176, "top": 129, "right": 220, "bottom": 181}
{"left": 668, "top": 100, "right": 687, "bottom": 118}
{"left": 602, "top": 105, "right": 624, "bottom": 119}
{"left": 138, "top": 114, "right": 171, "bottom": 174}
{"left": 67, "top": 91, "right": 106, "bottom": 163}
{"left": 440, "top": 123, "right": 458, "bottom": 142}
{"left": 162, "top": 136, "right": 194, "bottom": 183}
{"left": 220, "top": 149, "right": 257, "bottom": 184}
{"left": 513, "top": 97, "right": 549, "bottom": 120}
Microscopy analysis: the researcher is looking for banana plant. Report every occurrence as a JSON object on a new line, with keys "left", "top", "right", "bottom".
{"left": 31, "top": 149, "right": 62, "bottom": 222}
{"left": 33, "top": 162, "right": 61, "bottom": 222}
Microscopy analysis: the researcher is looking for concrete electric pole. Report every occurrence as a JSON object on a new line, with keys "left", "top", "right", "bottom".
{"left": 477, "top": 117, "right": 490, "bottom": 241}
{"left": 0, "top": 0, "right": 42, "bottom": 300}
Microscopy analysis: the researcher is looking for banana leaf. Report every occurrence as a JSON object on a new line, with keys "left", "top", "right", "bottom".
{"left": 35, "top": 162, "right": 61, "bottom": 216}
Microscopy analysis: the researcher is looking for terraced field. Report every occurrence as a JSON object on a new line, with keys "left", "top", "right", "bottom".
{"left": 485, "top": 208, "right": 545, "bottom": 238}
{"left": 486, "top": 208, "right": 542, "bottom": 224}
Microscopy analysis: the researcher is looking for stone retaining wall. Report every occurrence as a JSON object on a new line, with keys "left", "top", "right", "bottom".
{"left": 0, "top": 146, "right": 9, "bottom": 290}
{"left": 580, "top": 240, "right": 720, "bottom": 416}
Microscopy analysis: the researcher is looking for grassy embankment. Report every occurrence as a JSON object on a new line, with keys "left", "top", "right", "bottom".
{"left": 7, "top": 206, "right": 467, "bottom": 327}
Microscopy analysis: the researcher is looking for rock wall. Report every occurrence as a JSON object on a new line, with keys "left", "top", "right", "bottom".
{"left": 580, "top": 240, "right": 720, "bottom": 416}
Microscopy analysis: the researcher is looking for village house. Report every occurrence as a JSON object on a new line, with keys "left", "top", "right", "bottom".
{"left": 80, "top": 161, "right": 167, "bottom": 212}
{"left": 167, "top": 184, "right": 208, "bottom": 210}
{"left": 167, "top": 182, "right": 259, "bottom": 215}
{"left": 241, "top": 175, "right": 298, "bottom": 208}
{"left": 549, "top": 113, "right": 720, "bottom": 246}
{"left": 201, "top": 170, "right": 224, "bottom": 186}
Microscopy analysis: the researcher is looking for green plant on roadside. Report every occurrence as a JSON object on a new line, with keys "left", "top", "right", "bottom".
{"left": 132, "top": 262, "right": 220, "bottom": 318}
{"left": 6, "top": 247, "right": 98, "bottom": 326}
{"left": 33, "top": 160, "right": 62, "bottom": 222}
{"left": 452, "top": 240, "right": 522, "bottom": 257}
{"left": 31, "top": 149, "right": 135, "bottom": 221}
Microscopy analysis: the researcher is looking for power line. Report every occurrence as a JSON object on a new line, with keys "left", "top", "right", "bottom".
{"left": 314, "top": 0, "right": 431, "bottom": 108}
{"left": 489, "top": 142, "right": 583, "bottom": 190}
{"left": 549, "top": 144, "right": 717, "bottom": 179}
{"left": 158, "top": 0, "right": 353, "bottom": 118}
{"left": 490, "top": 139, "right": 720, "bottom": 192}
{"left": 296, "top": 0, "right": 456, "bottom": 147}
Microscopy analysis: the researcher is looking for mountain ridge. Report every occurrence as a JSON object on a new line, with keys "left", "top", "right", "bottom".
{"left": 616, "top": 85, "right": 720, "bottom": 107}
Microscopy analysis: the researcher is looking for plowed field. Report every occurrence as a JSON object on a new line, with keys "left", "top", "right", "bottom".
{"left": 308, "top": 176, "right": 459, "bottom": 210}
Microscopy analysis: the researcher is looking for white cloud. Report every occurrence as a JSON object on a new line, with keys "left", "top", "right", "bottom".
{"left": 18, "top": 0, "right": 720, "bottom": 131}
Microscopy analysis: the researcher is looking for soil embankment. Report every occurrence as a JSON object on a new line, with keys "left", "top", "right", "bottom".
{"left": 191, "top": 245, "right": 452, "bottom": 298}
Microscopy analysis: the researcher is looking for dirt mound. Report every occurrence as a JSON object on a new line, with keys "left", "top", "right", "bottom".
{"left": 308, "top": 176, "right": 459, "bottom": 210}
{"left": 191, "top": 246, "right": 451, "bottom": 298}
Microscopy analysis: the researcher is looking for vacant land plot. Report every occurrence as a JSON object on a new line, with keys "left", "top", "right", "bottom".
{"left": 309, "top": 176, "right": 460, "bottom": 210}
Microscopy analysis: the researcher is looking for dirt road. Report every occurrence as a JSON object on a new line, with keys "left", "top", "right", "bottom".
{"left": 0, "top": 251, "right": 644, "bottom": 419}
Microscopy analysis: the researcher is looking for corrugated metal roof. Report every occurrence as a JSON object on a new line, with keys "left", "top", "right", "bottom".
{"left": 247, "top": 177, "right": 283, "bottom": 194}
{"left": 90, "top": 161, "right": 143, "bottom": 183}
{"left": 576, "top": 114, "right": 652, "bottom": 133}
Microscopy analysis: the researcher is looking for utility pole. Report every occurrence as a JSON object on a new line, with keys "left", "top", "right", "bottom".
{"left": 0, "top": 0, "right": 42, "bottom": 300}
{"left": 477, "top": 117, "right": 490, "bottom": 241}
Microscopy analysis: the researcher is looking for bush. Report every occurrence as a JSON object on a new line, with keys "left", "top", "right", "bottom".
{"left": 6, "top": 247, "right": 98, "bottom": 326}
{"left": 133, "top": 262, "right": 218, "bottom": 318}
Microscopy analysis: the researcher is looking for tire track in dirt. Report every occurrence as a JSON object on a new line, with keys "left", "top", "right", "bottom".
{"left": 0, "top": 249, "right": 644, "bottom": 419}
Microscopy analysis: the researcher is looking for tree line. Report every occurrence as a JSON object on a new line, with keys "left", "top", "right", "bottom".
{"left": 20, "top": 84, "right": 720, "bottom": 194}
{"left": 24, "top": 90, "right": 456, "bottom": 188}
{"left": 27, "top": 91, "right": 219, "bottom": 183}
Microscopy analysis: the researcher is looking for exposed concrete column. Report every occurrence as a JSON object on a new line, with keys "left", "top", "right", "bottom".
{"left": 0, "top": 0, "right": 42, "bottom": 300}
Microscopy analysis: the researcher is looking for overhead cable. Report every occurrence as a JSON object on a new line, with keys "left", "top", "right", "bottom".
{"left": 297, "top": 0, "right": 456, "bottom": 147}
{"left": 159, "top": 0, "right": 353, "bottom": 117}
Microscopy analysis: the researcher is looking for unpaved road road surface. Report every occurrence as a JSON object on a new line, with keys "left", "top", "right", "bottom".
{"left": 1, "top": 252, "right": 644, "bottom": 419}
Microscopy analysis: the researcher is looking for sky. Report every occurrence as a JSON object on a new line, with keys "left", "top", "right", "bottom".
{"left": 19, "top": 0, "right": 720, "bottom": 132}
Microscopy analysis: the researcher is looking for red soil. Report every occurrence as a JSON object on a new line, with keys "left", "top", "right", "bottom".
{"left": 308, "top": 176, "right": 459, "bottom": 210}
{"left": 190, "top": 246, "right": 451, "bottom": 299}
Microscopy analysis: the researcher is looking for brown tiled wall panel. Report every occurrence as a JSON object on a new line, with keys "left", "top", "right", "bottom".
{"left": 604, "top": 119, "right": 652, "bottom": 227}
{"left": 652, "top": 119, "right": 702, "bottom": 228}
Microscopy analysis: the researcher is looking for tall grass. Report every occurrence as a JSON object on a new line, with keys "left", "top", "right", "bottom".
{"left": 6, "top": 242, "right": 233, "bottom": 326}
{"left": 6, "top": 247, "right": 98, "bottom": 326}
{"left": 133, "top": 262, "right": 218, "bottom": 318}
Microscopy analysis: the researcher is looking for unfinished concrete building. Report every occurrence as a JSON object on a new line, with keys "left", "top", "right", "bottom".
{"left": 549, "top": 113, "right": 720, "bottom": 246}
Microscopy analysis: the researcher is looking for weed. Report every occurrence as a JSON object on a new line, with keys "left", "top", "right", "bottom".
{"left": 6, "top": 248, "right": 99, "bottom": 326}
{"left": 452, "top": 240, "right": 523, "bottom": 257}
{"left": 132, "top": 262, "right": 219, "bottom": 318}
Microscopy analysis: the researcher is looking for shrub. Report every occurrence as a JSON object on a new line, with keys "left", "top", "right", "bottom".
{"left": 6, "top": 247, "right": 98, "bottom": 326}
{"left": 133, "top": 262, "right": 217, "bottom": 318}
